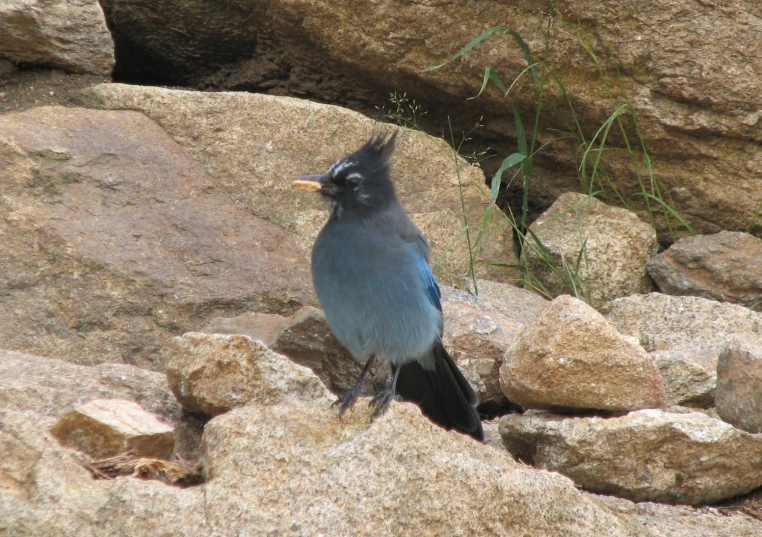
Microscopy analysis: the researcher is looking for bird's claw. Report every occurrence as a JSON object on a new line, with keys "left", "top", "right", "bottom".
{"left": 333, "top": 390, "right": 360, "bottom": 419}
{"left": 368, "top": 390, "right": 401, "bottom": 420}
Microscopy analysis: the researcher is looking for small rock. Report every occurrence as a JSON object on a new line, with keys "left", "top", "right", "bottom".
{"left": 499, "top": 409, "right": 762, "bottom": 505}
{"left": 522, "top": 192, "right": 657, "bottom": 307}
{"left": 200, "top": 307, "right": 378, "bottom": 397}
{"left": 603, "top": 292, "right": 762, "bottom": 352}
{"left": 0, "top": 0, "right": 114, "bottom": 75}
{"left": 652, "top": 348, "right": 719, "bottom": 407}
{"left": 50, "top": 399, "right": 174, "bottom": 459}
{"left": 500, "top": 295, "right": 664, "bottom": 412}
{"left": 716, "top": 335, "right": 762, "bottom": 433}
{"left": 647, "top": 231, "right": 762, "bottom": 311}
{"left": 165, "top": 333, "right": 332, "bottom": 416}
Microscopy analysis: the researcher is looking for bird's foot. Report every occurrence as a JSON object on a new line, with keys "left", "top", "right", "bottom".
{"left": 368, "top": 389, "right": 401, "bottom": 420}
{"left": 332, "top": 385, "right": 362, "bottom": 419}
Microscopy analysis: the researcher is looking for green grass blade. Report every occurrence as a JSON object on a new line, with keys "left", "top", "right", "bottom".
{"left": 424, "top": 26, "right": 507, "bottom": 72}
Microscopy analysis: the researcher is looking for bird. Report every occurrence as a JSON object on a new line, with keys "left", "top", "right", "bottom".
{"left": 292, "top": 131, "right": 483, "bottom": 441}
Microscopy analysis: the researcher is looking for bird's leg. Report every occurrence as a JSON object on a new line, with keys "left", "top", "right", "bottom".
{"left": 333, "top": 355, "right": 376, "bottom": 418}
{"left": 369, "top": 364, "right": 402, "bottom": 420}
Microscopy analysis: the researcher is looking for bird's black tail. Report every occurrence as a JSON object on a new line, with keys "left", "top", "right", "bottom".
{"left": 394, "top": 343, "right": 484, "bottom": 441}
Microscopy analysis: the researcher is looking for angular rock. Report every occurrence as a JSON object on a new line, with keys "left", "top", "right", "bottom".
{"left": 522, "top": 192, "right": 657, "bottom": 307}
{"left": 652, "top": 348, "right": 719, "bottom": 407}
{"left": 501, "top": 295, "right": 664, "bottom": 412}
{"left": 716, "top": 335, "right": 762, "bottom": 433}
{"left": 499, "top": 409, "right": 762, "bottom": 505}
{"left": 1, "top": 408, "right": 208, "bottom": 536}
{"left": 0, "top": 105, "right": 312, "bottom": 369}
{"left": 76, "top": 83, "right": 515, "bottom": 285}
{"left": 0, "top": 0, "right": 114, "bottom": 76}
{"left": 50, "top": 399, "right": 174, "bottom": 459}
{"left": 200, "top": 306, "right": 380, "bottom": 399}
{"left": 165, "top": 333, "right": 332, "bottom": 416}
{"left": 604, "top": 293, "right": 762, "bottom": 352}
{"left": 647, "top": 231, "right": 762, "bottom": 311}
{"left": 200, "top": 400, "right": 650, "bottom": 536}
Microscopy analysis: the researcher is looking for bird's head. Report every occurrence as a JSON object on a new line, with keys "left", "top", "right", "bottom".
{"left": 293, "top": 131, "right": 399, "bottom": 217}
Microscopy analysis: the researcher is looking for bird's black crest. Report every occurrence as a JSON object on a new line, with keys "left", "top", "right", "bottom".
{"left": 328, "top": 130, "right": 398, "bottom": 180}
{"left": 356, "top": 130, "right": 398, "bottom": 164}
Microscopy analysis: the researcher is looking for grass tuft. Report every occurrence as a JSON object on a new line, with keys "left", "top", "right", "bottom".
{"left": 426, "top": 24, "right": 694, "bottom": 301}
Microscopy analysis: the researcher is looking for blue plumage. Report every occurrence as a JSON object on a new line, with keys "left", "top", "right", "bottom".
{"left": 293, "top": 132, "right": 483, "bottom": 440}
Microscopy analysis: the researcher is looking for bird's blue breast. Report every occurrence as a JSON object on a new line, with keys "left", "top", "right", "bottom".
{"left": 311, "top": 216, "right": 442, "bottom": 365}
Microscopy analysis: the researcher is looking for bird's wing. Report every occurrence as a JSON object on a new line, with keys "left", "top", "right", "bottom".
{"left": 414, "top": 249, "right": 442, "bottom": 313}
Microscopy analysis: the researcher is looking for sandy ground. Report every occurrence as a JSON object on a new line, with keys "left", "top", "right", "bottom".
{"left": 0, "top": 60, "right": 108, "bottom": 115}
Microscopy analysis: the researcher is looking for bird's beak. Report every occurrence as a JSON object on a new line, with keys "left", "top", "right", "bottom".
{"left": 292, "top": 175, "right": 326, "bottom": 192}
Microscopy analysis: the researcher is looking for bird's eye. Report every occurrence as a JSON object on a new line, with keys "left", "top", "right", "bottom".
{"left": 345, "top": 176, "right": 361, "bottom": 189}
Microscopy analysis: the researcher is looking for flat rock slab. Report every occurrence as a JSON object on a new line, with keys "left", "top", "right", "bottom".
{"left": 50, "top": 399, "right": 174, "bottom": 459}
{"left": 596, "top": 495, "right": 762, "bottom": 537}
{"left": 500, "top": 295, "right": 664, "bottom": 412}
{"left": 603, "top": 293, "right": 762, "bottom": 352}
{"left": 648, "top": 231, "right": 762, "bottom": 311}
{"left": 0, "top": 105, "right": 312, "bottom": 369}
{"left": 499, "top": 409, "right": 762, "bottom": 505}
{"left": 200, "top": 400, "right": 651, "bottom": 537}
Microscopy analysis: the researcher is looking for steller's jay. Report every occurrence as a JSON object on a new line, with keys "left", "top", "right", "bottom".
{"left": 293, "top": 132, "right": 483, "bottom": 441}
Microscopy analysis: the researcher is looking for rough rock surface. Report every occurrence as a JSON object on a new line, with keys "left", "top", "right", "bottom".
{"left": 75, "top": 82, "right": 514, "bottom": 285}
{"left": 596, "top": 495, "right": 762, "bottom": 537}
{"left": 501, "top": 295, "right": 664, "bottom": 412}
{"left": 716, "top": 335, "right": 762, "bottom": 433}
{"left": 200, "top": 400, "right": 649, "bottom": 537}
{"left": 200, "top": 306, "right": 382, "bottom": 398}
{"left": 440, "top": 286, "right": 534, "bottom": 409}
{"left": 0, "top": 408, "right": 209, "bottom": 536}
{"left": 50, "top": 399, "right": 174, "bottom": 459}
{"left": 0, "top": 0, "right": 114, "bottom": 76}
{"left": 499, "top": 409, "right": 762, "bottom": 505}
{"left": 648, "top": 231, "right": 762, "bottom": 311}
{"left": 0, "top": 105, "right": 312, "bottom": 369}
{"left": 0, "top": 349, "right": 180, "bottom": 424}
{"left": 522, "top": 192, "right": 657, "bottom": 307}
{"left": 93, "top": 1, "right": 762, "bottom": 237}
{"left": 604, "top": 293, "right": 762, "bottom": 352}
{"left": 165, "top": 332, "right": 332, "bottom": 416}
{"left": 652, "top": 348, "right": 719, "bottom": 407}
{"left": 201, "top": 287, "right": 531, "bottom": 410}
{"left": 461, "top": 278, "right": 549, "bottom": 319}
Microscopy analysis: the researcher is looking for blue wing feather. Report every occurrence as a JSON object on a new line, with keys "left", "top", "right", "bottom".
{"left": 416, "top": 254, "right": 442, "bottom": 313}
